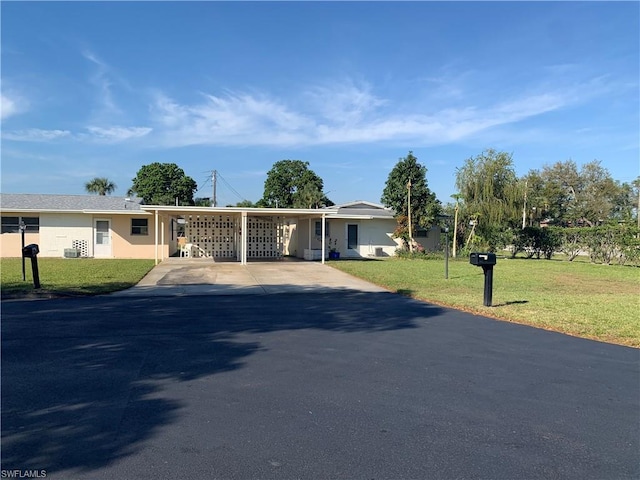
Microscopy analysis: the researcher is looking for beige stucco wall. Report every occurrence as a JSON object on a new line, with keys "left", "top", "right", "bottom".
{"left": 0, "top": 232, "right": 40, "bottom": 257}
{"left": 0, "top": 211, "right": 172, "bottom": 259}
{"left": 110, "top": 213, "right": 171, "bottom": 259}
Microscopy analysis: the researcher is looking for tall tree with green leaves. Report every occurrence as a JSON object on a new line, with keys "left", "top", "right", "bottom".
{"left": 129, "top": 162, "right": 197, "bottom": 205}
{"left": 532, "top": 160, "right": 622, "bottom": 226}
{"left": 381, "top": 151, "right": 440, "bottom": 246}
{"left": 455, "top": 149, "right": 524, "bottom": 250}
{"left": 85, "top": 177, "right": 116, "bottom": 196}
{"left": 261, "top": 160, "right": 332, "bottom": 208}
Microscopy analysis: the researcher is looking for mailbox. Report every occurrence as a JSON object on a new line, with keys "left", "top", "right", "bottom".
{"left": 22, "top": 244, "right": 40, "bottom": 258}
{"left": 469, "top": 252, "right": 496, "bottom": 307}
{"left": 470, "top": 252, "right": 496, "bottom": 266}
{"left": 21, "top": 244, "right": 41, "bottom": 289}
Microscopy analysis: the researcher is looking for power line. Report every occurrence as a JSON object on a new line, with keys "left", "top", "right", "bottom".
{"left": 194, "top": 170, "right": 249, "bottom": 205}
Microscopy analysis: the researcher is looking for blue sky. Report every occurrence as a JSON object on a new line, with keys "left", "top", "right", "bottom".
{"left": 2, "top": 1, "right": 638, "bottom": 207}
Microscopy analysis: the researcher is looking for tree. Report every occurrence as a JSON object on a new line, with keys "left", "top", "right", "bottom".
{"left": 129, "top": 163, "right": 197, "bottom": 205}
{"left": 532, "top": 160, "right": 622, "bottom": 226}
{"left": 85, "top": 177, "right": 116, "bottom": 196}
{"left": 455, "top": 149, "right": 523, "bottom": 250}
{"left": 261, "top": 160, "right": 333, "bottom": 208}
{"left": 233, "top": 200, "right": 256, "bottom": 208}
{"left": 381, "top": 151, "right": 440, "bottom": 247}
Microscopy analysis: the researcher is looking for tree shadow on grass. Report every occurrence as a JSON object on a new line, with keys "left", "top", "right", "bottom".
{"left": 1, "top": 289, "right": 444, "bottom": 476}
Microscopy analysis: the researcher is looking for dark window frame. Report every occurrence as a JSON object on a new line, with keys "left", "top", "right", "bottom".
{"left": 131, "top": 218, "right": 149, "bottom": 236}
{"left": 1, "top": 216, "right": 39, "bottom": 234}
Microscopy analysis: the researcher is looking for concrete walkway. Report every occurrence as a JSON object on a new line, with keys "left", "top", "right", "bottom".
{"left": 110, "top": 257, "right": 389, "bottom": 297}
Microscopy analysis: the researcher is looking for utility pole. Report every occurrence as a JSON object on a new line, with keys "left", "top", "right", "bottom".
{"left": 407, "top": 180, "right": 413, "bottom": 252}
{"left": 452, "top": 199, "right": 459, "bottom": 258}
{"left": 522, "top": 180, "right": 527, "bottom": 229}
{"left": 212, "top": 170, "right": 217, "bottom": 207}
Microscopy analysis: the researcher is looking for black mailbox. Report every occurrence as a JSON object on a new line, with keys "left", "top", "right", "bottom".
{"left": 470, "top": 252, "right": 496, "bottom": 266}
{"left": 470, "top": 252, "right": 496, "bottom": 306}
{"left": 22, "top": 244, "right": 40, "bottom": 258}
{"left": 21, "top": 244, "right": 41, "bottom": 289}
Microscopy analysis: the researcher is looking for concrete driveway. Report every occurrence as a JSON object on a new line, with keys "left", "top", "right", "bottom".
{"left": 110, "top": 258, "right": 389, "bottom": 297}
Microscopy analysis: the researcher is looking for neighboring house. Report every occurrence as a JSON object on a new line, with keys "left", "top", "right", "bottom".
{"left": 0, "top": 194, "right": 162, "bottom": 259}
{"left": 305, "top": 201, "right": 440, "bottom": 258}
{"left": 0, "top": 194, "right": 440, "bottom": 263}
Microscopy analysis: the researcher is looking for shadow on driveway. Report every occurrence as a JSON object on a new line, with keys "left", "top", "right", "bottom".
{"left": 2, "top": 287, "right": 638, "bottom": 479}
{"left": 1, "top": 289, "right": 433, "bottom": 477}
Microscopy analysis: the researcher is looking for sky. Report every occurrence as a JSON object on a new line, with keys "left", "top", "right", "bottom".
{"left": 1, "top": 1, "right": 638, "bottom": 207}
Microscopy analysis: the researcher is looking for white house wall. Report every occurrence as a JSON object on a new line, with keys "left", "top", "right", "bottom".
{"left": 300, "top": 218, "right": 398, "bottom": 259}
{"left": 40, "top": 213, "right": 93, "bottom": 257}
{"left": 358, "top": 221, "right": 399, "bottom": 257}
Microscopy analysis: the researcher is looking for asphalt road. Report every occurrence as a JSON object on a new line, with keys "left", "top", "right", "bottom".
{"left": 1, "top": 291, "right": 638, "bottom": 479}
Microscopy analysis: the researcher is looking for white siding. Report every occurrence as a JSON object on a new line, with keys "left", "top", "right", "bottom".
{"left": 360, "top": 220, "right": 399, "bottom": 257}
{"left": 40, "top": 213, "right": 93, "bottom": 257}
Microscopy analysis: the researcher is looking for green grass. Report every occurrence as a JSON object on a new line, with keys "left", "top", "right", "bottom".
{"left": 1, "top": 258, "right": 155, "bottom": 298}
{"left": 329, "top": 256, "right": 640, "bottom": 347}
{"left": 3, "top": 255, "right": 638, "bottom": 347}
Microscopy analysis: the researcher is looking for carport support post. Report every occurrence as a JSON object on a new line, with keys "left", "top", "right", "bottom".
{"left": 241, "top": 212, "right": 248, "bottom": 265}
{"left": 154, "top": 209, "right": 159, "bottom": 265}
{"left": 161, "top": 216, "right": 165, "bottom": 262}
{"left": 482, "top": 265, "right": 494, "bottom": 307}
{"left": 321, "top": 213, "right": 326, "bottom": 264}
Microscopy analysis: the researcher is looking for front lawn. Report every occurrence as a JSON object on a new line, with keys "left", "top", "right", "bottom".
{"left": 1, "top": 258, "right": 155, "bottom": 298}
{"left": 329, "top": 256, "right": 640, "bottom": 347}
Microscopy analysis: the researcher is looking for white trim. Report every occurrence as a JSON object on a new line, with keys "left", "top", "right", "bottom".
{"left": 321, "top": 213, "right": 326, "bottom": 264}
{"left": 93, "top": 218, "right": 112, "bottom": 258}
{"left": 154, "top": 209, "right": 159, "bottom": 265}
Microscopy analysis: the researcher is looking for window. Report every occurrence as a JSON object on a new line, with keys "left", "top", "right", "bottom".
{"left": 315, "top": 221, "right": 329, "bottom": 237}
{"left": 131, "top": 218, "right": 149, "bottom": 235}
{"left": 1, "top": 216, "right": 39, "bottom": 234}
{"left": 415, "top": 228, "right": 429, "bottom": 238}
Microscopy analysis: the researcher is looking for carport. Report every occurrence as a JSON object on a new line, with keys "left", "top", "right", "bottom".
{"left": 141, "top": 205, "right": 337, "bottom": 265}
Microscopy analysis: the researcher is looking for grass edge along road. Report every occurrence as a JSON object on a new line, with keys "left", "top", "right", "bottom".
{"left": 2, "top": 256, "right": 638, "bottom": 348}
{"left": 329, "top": 257, "right": 640, "bottom": 348}
{"left": 1, "top": 258, "right": 155, "bottom": 298}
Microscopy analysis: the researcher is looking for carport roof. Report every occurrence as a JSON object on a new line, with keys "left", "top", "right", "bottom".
{"left": 140, "top": 205, "right": 336, "bottom": 218}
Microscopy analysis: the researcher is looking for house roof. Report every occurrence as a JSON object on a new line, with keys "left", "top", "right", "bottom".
{"left": 0, "top": 193, "right": 144, "bottom": 213}
{"left": 323, "top": 201, "right": 396, "bottom": 219}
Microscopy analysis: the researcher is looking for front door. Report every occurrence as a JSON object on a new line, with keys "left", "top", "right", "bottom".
{"left": 94, "top": 219, "right": 112, "bottom": 257}
{"left": 347, "top": 224, "right": 359, "bottom": 255}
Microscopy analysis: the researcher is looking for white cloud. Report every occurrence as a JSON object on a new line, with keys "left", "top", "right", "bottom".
{"left": 2, "top": 125, "right": 151, "bottom": 143}
{"left": 1, "top": 93, "right": 25, "bottom": 120}
{"left": 82, "top": 49, "right": 122, "bottom": 117}
{"left": 147, "top": 77, "right": 589, "bottom": 149}
{"left": 84, "top": 126, "right": 152, "bottom": 142}
{"left": 2, "top": 129, "right": 71, "bottom": 142}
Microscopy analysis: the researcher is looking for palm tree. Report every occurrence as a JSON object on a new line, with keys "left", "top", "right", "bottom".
{"left": 85, "top": 177, "right": 117, "bottom": 196}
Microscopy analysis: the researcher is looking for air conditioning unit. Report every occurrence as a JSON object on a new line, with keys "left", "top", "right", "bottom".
{"left": 64, "top": 248, "right": 80, "bottom": 258}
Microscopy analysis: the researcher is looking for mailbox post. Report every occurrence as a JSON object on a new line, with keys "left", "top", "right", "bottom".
{"left": 22, "top": 244, "right": 41, "bottom": 289}
{"left": 19, "top": 220, "right": 26, "bottom": 281}
{"left": 469, "top": 252, "right": 497, "bottom": 306}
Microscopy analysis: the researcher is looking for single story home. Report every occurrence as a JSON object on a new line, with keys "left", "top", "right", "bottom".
{"left": 0, "top": 194, "right": 440, "bottom": 264}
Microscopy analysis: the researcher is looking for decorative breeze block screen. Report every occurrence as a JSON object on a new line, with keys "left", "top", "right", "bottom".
{"left": 246, "top": 216, "right": 285, "bottom": 258}
{"left": 71, "top": 239, "right": 89, "bottom": 257}
{"left": 185, "top": 215, "right": 235, "bottom": 258}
